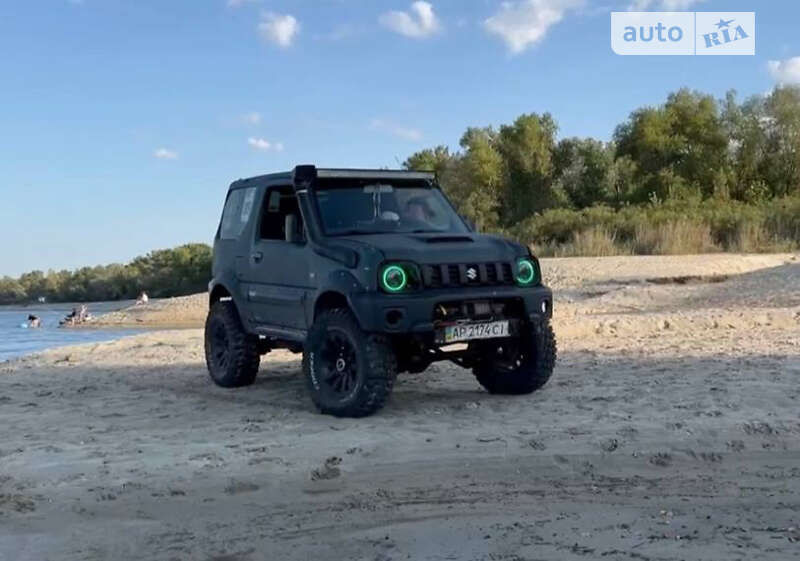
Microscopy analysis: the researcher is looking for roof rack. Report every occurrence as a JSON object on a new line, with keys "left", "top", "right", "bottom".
{"left": 294, "top": 165, "right": 434, "bottom": 184}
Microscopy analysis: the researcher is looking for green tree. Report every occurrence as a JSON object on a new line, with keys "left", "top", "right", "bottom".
{"left": 18, "top": 270, "right": 46, "bottom": 299}
{"left": 403, "top": 145, "right": 453, "bottom": 177}
{"left": 452, "top": 127, "right": 505, "bottom": 230}
{"left": 496, "top": 113, "right": 559, "bottom": 221}
{"left": 0, "top": 277, "right": 27, "bottom": 305}
{"left": 763, "top": 86, "right": 800, "bottom": 197}
{"left": 722, "top": 90, "right": 768, "bottom": 200}
{"left": 553, "top": 138, "right": 615, "bottom": 208}
{"left": 608, "top": 154, "right": 639, "bottom": 206}
{"left": 615, "top": 89, "right": 729, "bottom": 201}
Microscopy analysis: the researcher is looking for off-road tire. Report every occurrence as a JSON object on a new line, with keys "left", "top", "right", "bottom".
{"left": 473, "top": 321, "right": 557, "bottom": 395}
{"left": 204, "top": 301, "right": 260, "bottom": 388}
{"left": 303, "top": 309, "right": 397, "bottom": 418}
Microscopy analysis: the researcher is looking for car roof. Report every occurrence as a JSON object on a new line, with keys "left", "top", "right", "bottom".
{"left": 229, "top": 171, "right": 293, "bottom": 191}
{"left": 228, "top": 167, "right": 435, "bottom": 191}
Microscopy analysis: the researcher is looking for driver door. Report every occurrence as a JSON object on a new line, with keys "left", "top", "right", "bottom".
{"left": 239, "top": 185, "right": 313, "bottom": 331}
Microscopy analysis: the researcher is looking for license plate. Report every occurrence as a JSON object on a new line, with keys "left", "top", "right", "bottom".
{"left": 443, "top": 321, "right": 510, "bottom": 343}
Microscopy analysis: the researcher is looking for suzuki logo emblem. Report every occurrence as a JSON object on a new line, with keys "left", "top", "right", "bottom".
{"left": 466, "top": 267, "right": 478, "bottom": 280}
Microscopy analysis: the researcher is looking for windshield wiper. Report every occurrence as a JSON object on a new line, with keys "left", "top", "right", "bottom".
{"left": 332, "top": 228, "right": 448, "bottom": 236}
{"left": 332, "top": 229, "right": 384, "bottom": 236}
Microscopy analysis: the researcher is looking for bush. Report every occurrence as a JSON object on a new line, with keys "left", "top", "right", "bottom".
{"left": 766, "top": 197, "right": 800, "bottom": 242}
{"left": 512, "top": 197, "right": 800, "bottom": 257}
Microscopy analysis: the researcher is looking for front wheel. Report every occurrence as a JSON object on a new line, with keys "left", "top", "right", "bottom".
{"left": 303, "top": 309, "right": 397, "bottom": 417}
{"left": 472, "top": 321, "right": 557, "bottom": 395}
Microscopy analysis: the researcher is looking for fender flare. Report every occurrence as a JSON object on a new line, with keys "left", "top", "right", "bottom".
{"left": 308, "top": 270, "right": 368, "bottom": 328}
{"left": 208, "top": 275, "right": 252, "bottom": 331}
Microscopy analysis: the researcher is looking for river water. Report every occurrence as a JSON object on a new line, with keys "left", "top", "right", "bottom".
{"left": 0, "top": 301, "right": 143, "bottom": 362}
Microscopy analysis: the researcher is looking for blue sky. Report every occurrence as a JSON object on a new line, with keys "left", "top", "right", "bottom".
{"left": 1, "top": 0, "right": 798, "bottom": 276}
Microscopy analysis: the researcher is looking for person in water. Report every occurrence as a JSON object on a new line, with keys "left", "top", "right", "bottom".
{"left": 136, "top": 291, "right": 149, "bottom": 305}
{"left": 60, "top": 305, "right": 90, "bottom": 326}
{"left": 61, "top": 308, "right": 79, "bottom": 326}
{"left": 27, "top": 314, "right": 41, "bottom": 328}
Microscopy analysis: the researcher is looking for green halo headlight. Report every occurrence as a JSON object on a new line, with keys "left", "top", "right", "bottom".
{"left": 515, "top": 259, "right": 537, "bottom": 286}
{"left": 381, "top": 264, "right": 408, "bottom": 293}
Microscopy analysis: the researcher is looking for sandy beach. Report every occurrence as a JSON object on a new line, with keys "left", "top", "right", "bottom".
{"left": 1, "top": 253, "right": 799, "bottom": 560}
{"left": 88, "top": 293, "right": 208, "bottom": 329}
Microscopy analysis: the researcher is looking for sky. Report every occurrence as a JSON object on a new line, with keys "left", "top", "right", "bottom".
{"left": 1, "top": 0, "right": 798, "bottom": 276}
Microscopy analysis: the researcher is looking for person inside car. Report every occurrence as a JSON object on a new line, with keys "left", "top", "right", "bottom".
{"left": 404, "top": 196, "right": 433, "bottom": 224}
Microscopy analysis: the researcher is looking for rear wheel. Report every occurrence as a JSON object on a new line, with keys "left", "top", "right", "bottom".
{"left": 303, "top": 309, "right": 397, "bottom": 417}
{"left": 472, "top": 321, "right": 557, "bottom": 395}
{"left": 204, "top": 301, "right": 260, "bottom": 388}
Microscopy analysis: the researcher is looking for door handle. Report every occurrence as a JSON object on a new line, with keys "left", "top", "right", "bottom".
{"left": 251, "top": 251, "right": 263, "bottom": 264}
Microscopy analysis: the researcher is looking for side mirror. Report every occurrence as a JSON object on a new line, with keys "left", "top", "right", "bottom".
{"left": 285, "top": 214, "right": 302, "bottom": 244}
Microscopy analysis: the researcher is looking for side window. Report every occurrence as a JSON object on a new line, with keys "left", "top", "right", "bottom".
{"left": 259, "top": 186, "right": 304, "bottom": 242}
{"left": 219, "top": 187, "right": 256, "bottom": 240}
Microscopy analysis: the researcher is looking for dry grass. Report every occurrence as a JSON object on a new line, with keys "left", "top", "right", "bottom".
{"left": 537, "top": 221, "right": 720, "bottom": 257}
{"left": 732, "top": 221, "right": 768, "bottom": 252}
{"left": 730, "top": 221, "right": 796, "bottom": 253}
{"left": 553, "top": 227, "right": 628, "bottom": 257}
{"left": 632, "top": 220, "right": 718, "bottom": 255}
{"left": 536, "top": 221, "right": 730, "bottom": 257}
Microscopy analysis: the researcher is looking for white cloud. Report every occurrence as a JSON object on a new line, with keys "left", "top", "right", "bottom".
{"left": 379, "top": 2, "right": 441, "bottom": 39}
{"left": 154, "top": 148, "right": 178, "bottom": 160}
{"left": 485, "top": 0, "right": 584, "bottom": 54}
{"left": 768, "top": 57, "right": 800, "bottom": 85}
{"left": 629, "top": 0, "right": 705, "bottom": 9}
{"left": 248, "top": 137, "right": 283, "bottom": 151}
{"left": 371, "top": 119, "right": 423, "bottom": 142}
{"left": 258, "top": 12, "right": 300, "bottom": 48}
{"left": 242, "top": 112, "right": 262, "bottom": 125}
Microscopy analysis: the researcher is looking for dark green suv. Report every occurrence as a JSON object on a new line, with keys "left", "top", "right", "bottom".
{"left": 205, "top": 166, "right": 556, "bottom": 417}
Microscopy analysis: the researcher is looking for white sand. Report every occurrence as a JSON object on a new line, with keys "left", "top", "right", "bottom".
{"left": 1, "top": 253, "right": 799, "bottom": 560}
{"left": 88, "top": 293, "right": 208, "bottom": 328}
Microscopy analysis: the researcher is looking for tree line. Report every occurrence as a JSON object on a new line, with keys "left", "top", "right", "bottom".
{"left": 0, "top": 244, "right": 211, "bottom": 305}
{"left": 404, "top": 86, "right": 800, "bottom": 252}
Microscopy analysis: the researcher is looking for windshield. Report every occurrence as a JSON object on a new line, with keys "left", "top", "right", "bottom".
{"left": 314, "top": 181, "right": 468, "bottom": 236}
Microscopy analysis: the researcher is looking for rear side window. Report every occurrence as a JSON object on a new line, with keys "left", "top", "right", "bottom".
{"left": 219, "top": 187, "right": 256, "bottom": 240}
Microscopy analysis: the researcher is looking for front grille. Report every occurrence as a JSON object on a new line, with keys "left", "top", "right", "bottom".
{"left": 421, "top": 262, "right": 515, "bottom": 288}
{"left": 446, "top": 265, "right": 460, "bottom": 284}
{"left": 433, "top": 298, "right": 525, "bottom": 323}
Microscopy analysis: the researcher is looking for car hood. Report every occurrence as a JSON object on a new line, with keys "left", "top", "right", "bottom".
{"left": 333, "top": 232, "right": 525, "bottom": 264}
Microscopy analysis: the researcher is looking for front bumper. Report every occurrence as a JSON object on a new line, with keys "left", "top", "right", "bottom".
{"left": 348, "top": 284, "right": 553, "bottom": 335}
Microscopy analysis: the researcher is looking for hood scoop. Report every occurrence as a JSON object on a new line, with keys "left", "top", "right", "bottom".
{"left": 417, "top": 235, "right": 474, "bottom": 244}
